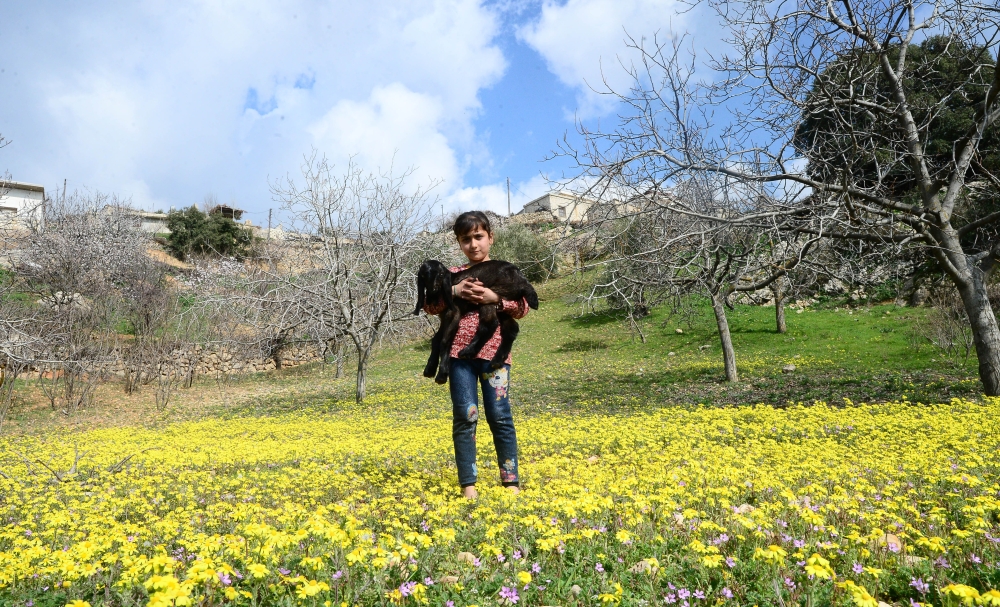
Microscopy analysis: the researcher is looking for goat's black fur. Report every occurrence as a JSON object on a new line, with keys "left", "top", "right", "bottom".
{"left": 414, "top": 259, "right": 539, "bottom": 383}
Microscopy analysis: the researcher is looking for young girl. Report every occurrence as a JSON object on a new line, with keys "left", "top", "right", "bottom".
{"left": 423, "top": 211, "right": 531, "bottom": 499}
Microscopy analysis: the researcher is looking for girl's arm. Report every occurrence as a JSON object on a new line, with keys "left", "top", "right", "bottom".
{"left": 500, "top": 297, "right": 530, "bottom": 320}
{"left": 423, "top": 301, "right": 446, "bottom": 315}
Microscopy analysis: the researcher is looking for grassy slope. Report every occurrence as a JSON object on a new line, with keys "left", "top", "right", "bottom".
{"left": 2, "top": 275, "right": 981, "bottom": 436}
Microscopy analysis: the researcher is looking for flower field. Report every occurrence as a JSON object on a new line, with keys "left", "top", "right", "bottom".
{"left": 2, "top": 380, "right": 1000, "bottom": 607}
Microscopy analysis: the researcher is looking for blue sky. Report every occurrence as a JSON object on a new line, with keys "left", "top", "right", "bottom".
{"left": 0, "top": 0, "right": 693, "bottom": 221}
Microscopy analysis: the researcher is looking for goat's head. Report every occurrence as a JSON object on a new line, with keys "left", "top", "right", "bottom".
{"left": 414, "top": 259, "right": 452, "bottom": 314}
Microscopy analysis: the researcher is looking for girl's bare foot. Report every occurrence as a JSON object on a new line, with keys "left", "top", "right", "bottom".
{"left": 506, "top": 485, "right": 520, "bottom": 495}
{"left": 462, "top": 486, "right": 478, "bottom": 499}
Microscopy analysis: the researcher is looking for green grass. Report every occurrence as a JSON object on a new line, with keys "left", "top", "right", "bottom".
{"left": 2, "top": 275, "right": 982, "bottom": 437}
{"left": 373, "top": 277, "right": 979, "bottom": 412}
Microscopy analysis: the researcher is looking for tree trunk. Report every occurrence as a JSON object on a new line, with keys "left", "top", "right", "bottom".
{"left": 335, "top": 341, "right": 345, "bottom": 379}
{"left": 771, "top": 281, "right": 787, "bottom": 334}
{"left": 355, "top": 348, "right": 369, "bottom": 403}
{"left": 710, "top": 289, "right": 739, "bottom": 382}
{"left": 954, "top": 267, "right": 1000, "bottom": 395}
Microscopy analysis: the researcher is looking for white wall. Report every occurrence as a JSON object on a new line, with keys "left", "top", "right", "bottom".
{"left": 0, "top": 184, "right": 45, "bottom": 228}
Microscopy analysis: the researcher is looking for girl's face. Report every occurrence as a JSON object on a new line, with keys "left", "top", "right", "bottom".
{"left": 457, "top": 226, "right": 493, "bottom": 264}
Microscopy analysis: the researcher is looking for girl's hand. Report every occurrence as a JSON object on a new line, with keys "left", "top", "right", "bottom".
{"left": 455, "top": 278, "right": 499, "bottom": 305}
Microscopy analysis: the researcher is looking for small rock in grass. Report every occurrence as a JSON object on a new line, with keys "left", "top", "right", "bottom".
{"left": 668, "top": 352, "right": 676, "bottom": 356}
{"left": 629, "top": 559, "right": 659, "bottom": 574}
{"left": 440, "top": 575, "right": 460, "bottom": 584}
{"left": 571, "top": 585, "right": 583, "bottom": 597}
{"left": 733, "top": 503, "right": 755, "bottom": 514}
{"left": 457, "top": 552, "right": 477, "bottom": 565}
{"left": 675, "top": 328, "right": 684, "bottom": 334}
{"left": 876, "top": 533, "right": 903, "bottom": 552}
{"left": 782, "top": 364, "right": 796, "bottom": 373}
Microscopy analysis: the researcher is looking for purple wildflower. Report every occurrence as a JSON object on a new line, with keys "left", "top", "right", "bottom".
{"left": 278, "top": 567, "right": 291, "bottom": 576}
{"left": 934, "top": 556, "right": 951, "bottom": 569}
{"left": 497, "top": 554, "right": 506, "bottom": 563}
{"left": 794, "top": 539, "right": 806, "bottom": 548}
{"left": 499, "top": 586, "right": 520, "bottom": 604}
{"left": 910, "top": 578, "right": 929, "bottom": 595}
{"left": 852, "top": 563, "right": 863, "bottom": 574}
{"left": 332, "top": 570, "right": 344, "bottom": 580}
{"left": 695, "top": 590, "right": 706, "bottom": 599}
{"left": 532, "top": 562, "right": 541, "bottom": 573}
{"left": 725, "top": 557, "right": 736, "bottom": 568}
{"left": 425, "top": 577, "right": 435, "bottom": 585}
{"left": 473, "top": 557, "right": 482, "bottom": 567}
{"left": 596, "top": 563, "right": 605, "bottom": 573}
{"left": 665, "top": 594, "right": 677, "bottom": 604}
{"left": 217, "top": 571, "right": 232, "bottom": 586}
{"left": 784, "top": 578, "right": 796, "bottom": 590}
{"left": 971, "top": 554, "right": 983, "bottom": 564}
{"left": 513, "top": 550, "right": 523, "bottom": 560}
{"left": 446, "top": 602, "right": 455, "bottom": 607}
{"left": 399, "top": 581, "right": 417, "bottom": 597}
{"left": 721, "top": 588, "right": 733, "bottom": 599}
{"left": 678, "top": 588, "right": 691, "bottom": 600}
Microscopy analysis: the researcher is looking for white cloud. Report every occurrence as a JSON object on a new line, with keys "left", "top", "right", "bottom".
{"left": 310, "top": 84, "right": 459, "bottom": 190}
{"left": 444, "top": 174, "right": 551, "bottom": 215}
{"left": 0, "top": 0, "right": 505, "bottom": 213}
{"left": 518, "top": 0, "right": 684, "bottom": 117}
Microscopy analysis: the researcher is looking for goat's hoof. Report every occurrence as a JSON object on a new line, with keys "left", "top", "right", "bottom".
{"left": 456, "top": 348, "right": 474, "bottom": 359}
{"left": 423, "top": 368, "right": 436, "bottom": 378}
{"left": 435, "top": 373, "right": 449, "bottom": 384}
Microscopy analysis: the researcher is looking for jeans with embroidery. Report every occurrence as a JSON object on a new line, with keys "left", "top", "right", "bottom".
{"left": 448, "top": 358, "right": 519, "bottom": 488}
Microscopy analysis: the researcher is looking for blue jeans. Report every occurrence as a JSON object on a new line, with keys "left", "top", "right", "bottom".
{"left": 448, "top": 358, "right": 519, "bottom": 488}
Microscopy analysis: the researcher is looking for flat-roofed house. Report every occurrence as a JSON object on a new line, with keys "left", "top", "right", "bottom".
{"left": 520, "top": 191, "right": 594, "bottom": 223}
{"left": 0, "top": 180, "right": 45, "bottom": 229}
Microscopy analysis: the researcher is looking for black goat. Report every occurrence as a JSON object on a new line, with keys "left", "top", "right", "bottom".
{"left": 414, "top": 259, "right": 539, "bottom": 383}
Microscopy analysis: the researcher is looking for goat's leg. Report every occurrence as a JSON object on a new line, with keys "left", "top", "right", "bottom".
{"left": 457, "top": 305, "right": 499, "bottom": 359}
{"left": 435, "top": 311, "right": 462, "bottom": 384}
{"left": 489, "top": 314, "right": 519, "bottom": 368}
{"left": 423, "top": 320, "right": 445, "bottom": 378}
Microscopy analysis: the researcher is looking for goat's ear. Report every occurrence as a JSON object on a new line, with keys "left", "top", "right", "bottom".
{"left": 414, "top": 269, "right": 426, "bottom": 315}
{"left": 525, "top": 286, "right": 539, "bottom": 310}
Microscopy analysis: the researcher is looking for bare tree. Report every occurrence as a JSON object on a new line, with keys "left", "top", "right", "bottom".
{"left": 563, "top": 1, "right": 1000, "bottom": 392}
{"left": 581, "top": 176, "right": 817, "bottom": 381}
{"left": 267, "top": 153, "right": 439, "bottom": 402}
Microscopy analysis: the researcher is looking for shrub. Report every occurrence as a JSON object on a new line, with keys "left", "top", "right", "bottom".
{"left": 165, "top": 206, "right": 254, "bottom": 261}
{"left": 490, "top": 224, "right": 553, "bottom": 282}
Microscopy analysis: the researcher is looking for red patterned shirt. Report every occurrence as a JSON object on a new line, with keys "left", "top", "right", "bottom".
{"left": 423, "top": 264, "right": 530, "bottom": 364}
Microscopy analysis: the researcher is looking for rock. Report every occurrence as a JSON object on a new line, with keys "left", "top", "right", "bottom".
{"left": 587, "top": 455, "right": 600, "bottom": 463}
{"left": 457, "top": 552, "right": 477, "bottom": 565}
{"left": 793, "top": 354, "right": 801, "bottom": 359}
{"left": 878, "top": 602, "right": 893, "bottom": 607}
{"left": 876, "top": 533, "right": 903, "bottom": 552}
{"left": 440, "top": 575, "right": 460, "bottom": 584}
{"left": 733, "top": 503, "right": 755, "bottom": 514}
{"left": 675, "top": 328, "right": 684, "bottom": 334}
{"left": 628, "top": 559, "right": 659, "bottom": 574}
{"left": 668, "top": 352, "right": 676, "bottom": 357}
{"left": 782, "top": 364, "right": 796, "bottom": 373}
{"left": 570, "top": 585, "right": 583, "bottom": 597}
{"left": 910, "top": 287, "right": 930, "bottom": 307}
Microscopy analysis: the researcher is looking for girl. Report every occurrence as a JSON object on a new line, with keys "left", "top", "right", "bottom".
{"left": 423, "top": 211, "right": 531, "bottom": 499}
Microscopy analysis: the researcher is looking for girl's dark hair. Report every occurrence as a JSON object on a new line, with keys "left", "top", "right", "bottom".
{"left": 453, "top": 211, "right": 492, "bottom": 237}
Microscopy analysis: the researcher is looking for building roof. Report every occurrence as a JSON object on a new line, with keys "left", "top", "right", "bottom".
{"left": 0, "top": 180, "right": 45, "bottom": 194}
